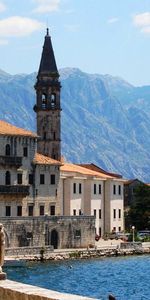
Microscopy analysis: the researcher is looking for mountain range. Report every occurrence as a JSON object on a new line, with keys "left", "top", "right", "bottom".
{"left": 0, "top": 67, "right": 150, "bottom": 182}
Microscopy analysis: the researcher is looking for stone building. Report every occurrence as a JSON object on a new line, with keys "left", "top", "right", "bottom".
{"left": 0, "top": 29, "right": 124, "bottom": 248}
{"left": 0, "top": 121, "right": 61, "bottom": 218}
{"left": 60, "top": 163, "right": 124, "bottom": 236}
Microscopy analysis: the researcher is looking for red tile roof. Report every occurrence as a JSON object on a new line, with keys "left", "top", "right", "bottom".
{"left": 0, "top": 120, "right": 37, "bottom": 137}
{"left": 77, "top": 163, "right": 122, "bottom": 178}
{"left": 60, "top": 163, "right": 113, "bottom": 178}
{"left": 33, "top": 153, "right": 62, "bottom": 165}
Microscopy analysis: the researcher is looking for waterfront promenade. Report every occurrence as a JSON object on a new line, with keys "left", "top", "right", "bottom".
{"left": 4, "top": 239, "right": 150, "bottom": 263}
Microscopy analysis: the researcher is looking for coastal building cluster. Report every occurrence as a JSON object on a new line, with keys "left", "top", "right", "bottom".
{"left": 0, "top": 29, "right": 124, "bottom": 248}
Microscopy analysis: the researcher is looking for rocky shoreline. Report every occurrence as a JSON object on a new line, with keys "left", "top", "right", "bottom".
{"left": 4, "top": 245, "right": 150, "bottom": 264}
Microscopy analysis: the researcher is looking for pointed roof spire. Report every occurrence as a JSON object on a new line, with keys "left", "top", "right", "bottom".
{"left": 38, "top": 28, "right": 58, "bottom": 76}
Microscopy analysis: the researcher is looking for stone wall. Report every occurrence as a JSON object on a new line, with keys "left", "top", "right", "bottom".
{"left": 0, "top": 280, "right": 96, "bottom": 300}
{"left": 5, "top": 245, "right": 53, "bottom": 257}
{"left": 0, "top": 215, "right": 95, "bottom": 249}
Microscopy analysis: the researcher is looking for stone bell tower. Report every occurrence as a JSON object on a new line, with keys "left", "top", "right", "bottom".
{"left": 34, "top": 28, "right": 61, "bottom": 160}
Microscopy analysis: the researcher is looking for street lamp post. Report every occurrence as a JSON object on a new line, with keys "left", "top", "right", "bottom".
{"left": 132, "top": 226, "right": 135, "bottom": 243}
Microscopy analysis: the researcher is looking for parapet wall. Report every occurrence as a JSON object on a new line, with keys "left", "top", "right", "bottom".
{"left": 0, "top": 280, "right": 96, "bottom": 300}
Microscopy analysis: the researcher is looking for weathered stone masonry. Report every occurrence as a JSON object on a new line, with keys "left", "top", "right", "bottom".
{"left": 1, "top": 216, "right": 95, "bottom": 249}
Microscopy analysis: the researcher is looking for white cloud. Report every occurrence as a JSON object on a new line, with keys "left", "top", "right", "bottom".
{"left": 0, "top": 2, "right": 6, "bottom": 13}
{"left": 33, "top": 0, "right": 61, "bottom": 13}
{"left": 0, "top": 16, "right": 44, "bottom": 37}
{"left": 133, "top": 12, "right": 150, "bottom": 27}
{"left": 133, "top": 12, "right": 150, "bottom": 35}
{"left": 108, "top": 17, "right": 119, "bottom": 24}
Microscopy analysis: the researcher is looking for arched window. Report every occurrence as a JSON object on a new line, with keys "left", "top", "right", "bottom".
{"left": 5, "top": 144, "right": 11, "bottom": 156}
{"left": 5, "top": 171, "right": 11, "bottom": 185}
{"left": 51, "top": 93, "right": 56, "bottom": 108}
{"left": 42, "top": 94, "right": 47, "bottom": 109}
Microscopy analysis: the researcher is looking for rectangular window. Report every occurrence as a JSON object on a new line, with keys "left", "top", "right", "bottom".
{"left": 99, "top": 184, "right": 101, "bottom": 194}
{"left": 99, "top": 227, "right": 101, "bottom": 237}
{"left": 73, "top": 183, "right": 76, "bottom": 194}
{"left": 17, "top": 173, "right": 22, "bottom": 184}
{"left": 94, "top": 209, "right": 96, "bottom": 217}
{"left": 73, "top": 209, "right": 76, "bottom": 216}
{"left": 119, "top": 209, "right": 121, "bottom": 219}
{"left": 79, "top": 183, "right": 82, "bottom": 194}
{"left": 40, "top": 174, "right": 45, "bottom": 184}
{"left": 6, "top": 206, "right": 11, "bottom": 217}
{"left": 79, "top": 209, "right": 82, "bottom": 215}
{"left": 50, "top": 205, "right": 55, "bottom": 216}
{"left": 28, "top": 205, "right": 33, "bottom": 216}
{"left": 94, "top": 184, "right": 96, "bottom": 194}
{"left": 75, "top": 230, "right": 81, "bottom": 238}
{"left": 118, "top": 226, "right": 121, "bottom": 232}
{"left": 118, "top": 185, "right": 121, "bottom": 195}
{"left": 99, "top": 209, "right": 101, "bottom": 219}
{"left": 113, "top": 209, "right": 116, "bottom": 219}
{"left": 23, "top": 147, "right": 28, "bottom": 157}
{"left": 113, "top": 227, "right": 116, "bottom": 232}
{"left": 17, "top": 206, "right": 22, "bottom": 216}
{"left": 113, "top": 185, "right": 116, "bottom": 195}
{"left": 51, "top": 174, "right": 55, "bottom": 185}
{"left": 29, "top": 174, "right": 33, "bottom": 185}
{"left": 40, "top": 205, "right": 44, "bottom": 216}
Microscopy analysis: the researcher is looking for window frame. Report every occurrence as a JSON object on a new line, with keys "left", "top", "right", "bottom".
{"left": 51, "top": 174, "right": 55, "bottom": 185}
{"left": 94, "top": 184, "right": 96, "bottom": 195}
{"left": 23, "top": 147, "right": 28, "bottom": 157}
{"left": 79, "top": 183, "right": 82, "bottom": 194}
{"left": 17, "top": 173, "right": 22, "bottom": 185}
{"left": 6, "top": 206, "right": 11, "bottom": 217}
{"left": 73, "top": 183, "right": 76, "bottom": 194}
{"left": 17, "top": 206, "right": 22, "bottom": 217}
{"left": 40, "top": 174, "right": 45, "bottom": 185}
{"left": 113, "top": 209, "right": 116, "bottom": 219}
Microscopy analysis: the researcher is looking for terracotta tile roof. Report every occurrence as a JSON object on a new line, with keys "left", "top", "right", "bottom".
{"left": 77, "top": 163, "right": 122, "bottom": 178}
{"left": 0, "top": 120, "right": 37, "bottom": 137}
{"left": 60, "top": 163, "right": 113, "bottom": 178}
{"left": 33, "top": 153, "right": 62, "bottom": 165}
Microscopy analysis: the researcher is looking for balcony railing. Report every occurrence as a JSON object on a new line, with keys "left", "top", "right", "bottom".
{"left": 0, "top": 185, "right": 30, "bottom": 195}
{"left": 0, "top": 156, "right": 22, "bottom": 167}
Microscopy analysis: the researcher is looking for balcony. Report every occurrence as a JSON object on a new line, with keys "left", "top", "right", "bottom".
{"left": 0, "top": 185, "right": 30, "bottom": 195}
{"left": 0, "top": 156, "right": 22, "bottom": 167}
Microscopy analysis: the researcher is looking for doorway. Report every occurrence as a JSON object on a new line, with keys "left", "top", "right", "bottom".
{"left": 50, "top": 229, "right": 58, "bottom": 249}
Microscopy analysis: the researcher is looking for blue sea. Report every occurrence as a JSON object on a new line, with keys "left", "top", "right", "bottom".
{"left": 4, "top": 255, "right": 150, "bottom": 300}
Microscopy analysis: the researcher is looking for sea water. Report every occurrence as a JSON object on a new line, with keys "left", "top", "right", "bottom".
{"left": 4, "top": 255, "right": 150, "bottom": 300}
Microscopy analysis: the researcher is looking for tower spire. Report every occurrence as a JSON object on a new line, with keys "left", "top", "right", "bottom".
{"left": 46, "top": 27, "right": 49, "bottom": 36}
{"left": 37, "top": 28, "right": 58, "bottom": 76}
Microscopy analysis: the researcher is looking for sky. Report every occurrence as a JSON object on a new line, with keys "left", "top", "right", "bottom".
{"left": 1, "top": 0, "right": 150, "bottom": 85}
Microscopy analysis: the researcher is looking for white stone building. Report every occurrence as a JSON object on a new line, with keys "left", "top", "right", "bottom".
{"left": 60, "top": 163, "right": 124, "bottom": 236}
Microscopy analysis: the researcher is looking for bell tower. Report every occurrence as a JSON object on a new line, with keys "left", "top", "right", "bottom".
{"left": 34, "top": 29, "right": 61, "bottom": 161}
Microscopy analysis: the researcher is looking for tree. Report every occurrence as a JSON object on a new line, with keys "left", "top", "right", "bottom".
{"left": 125, "top": 184, "right": 150, "bottom": 231}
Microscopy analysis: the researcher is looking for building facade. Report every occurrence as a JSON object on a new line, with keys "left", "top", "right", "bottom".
{"left": 0, "top": 121, "right": 61, "bottom": 219}
{"left": 60, "top": 163, "right": 124, "bottom": 236}
{"left": 0, "top": 29, "right": 124, "bottom": 248}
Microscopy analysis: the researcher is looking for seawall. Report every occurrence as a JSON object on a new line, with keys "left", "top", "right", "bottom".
{"left": 0, "top": 279, "right": 96, "bottom": 300}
